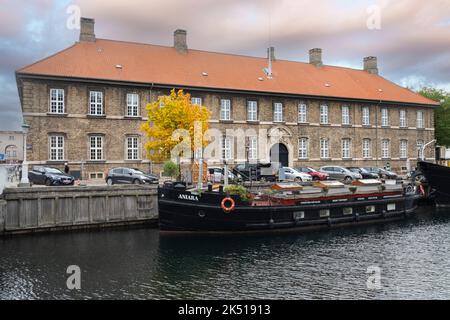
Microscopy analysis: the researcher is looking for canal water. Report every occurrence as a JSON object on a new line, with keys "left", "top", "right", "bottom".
{"left": 1, "top": 205, "right": 450, "bottom": 300}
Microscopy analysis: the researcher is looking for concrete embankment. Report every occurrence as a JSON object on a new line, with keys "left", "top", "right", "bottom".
{"left": 0, "top": 185, "right": 158, "bottom": 236}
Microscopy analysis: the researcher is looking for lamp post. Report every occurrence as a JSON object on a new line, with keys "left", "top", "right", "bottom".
{"left": 19, "top": 122, "right": 31, "bottom": 187}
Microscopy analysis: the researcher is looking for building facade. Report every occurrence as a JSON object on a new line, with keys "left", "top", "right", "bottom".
{"left": 16, "top": 18, "right": 437, "bottom": 179}
{"left": 0, "top": 131, "right": 23, "bottom": 163}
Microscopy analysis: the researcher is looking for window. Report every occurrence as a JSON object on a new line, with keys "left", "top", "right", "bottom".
{"left": 273, "top": 102, "right": 283, "bottom": 122}
{"left": 222, "top": 136, "right": 232, "bottom": 160}
{"left": 126, "top": 136, "right": 140, "bottom": 160}
{"left": 381, "top": 108, "right": 389, "bottom": 126}
{"left": 293, "top": 211, "right": 305, "bottom": 220}
{"left": 417, "top": 140, "right": 424, "bottom": 159}
{"left": 320, "top": 138, "right": 329, "bottom": 159}
{"left": 362, "top": 139, "right": 371, "bottom": 159}
{"left": 319, "top": 209, "right": 330, "bottom": 218}
{"left": 248, "top": 136, "right": 258, "bottom": 160}
{"left": 220, "top": 99, "right": 231, "bottom": 120}
{"left": 381, "top": 139, "right": 390, "bottom": 159}
{"left": 320, "top": 105, "right": 329, "bottom": 124}
{"left": 417, "top": 111, "right": 424, "bottom": 128}
{"left": 342, "top": 138, "right": 351, "bottom": 159}
{"left": 9, "top": 136, "right": 14, "bottom": 141}
{"left": 89, "top": 91, "right": 103, "bottom": 115}
{"left": 298, "top": 138, "right": 308, "bottom": 159}
{"left": 247, "top": 100, "right": 258, "bottom": 121}
{"left": 191, "top": 97, "right": 202, "bottom": 105}
{"left": 90, "top": 136, "right": 103, "bottom": 160}
{"left": 298, "top": 103, "right": 307, "bottom": 123}
{"left": 400, "top": 140, "right": 408, "bottom": 159}
{"left": 49, "top": 88, "right": 64, "bottom": 114}
{"left": 366, "top": 205, "right": 376, "bottom": 213}
{"left": 387, "top": 203, "right": 396, "bottom": 211}
{"left": 49, "top": 135, "right": 64, "bottom": 161}
{"left": 362, "top": 107, "right": 370, "bottom": 125}
{"left": 343, "top": 208, "right": 353, "bottom": 215}
{"left": 342, "top": 106, "right": 350, "bottom": 125}
{"left": 400, "top": 110, "right": 407, "bottom": 128}
{"left": 12, "top": 150, "right": 17, "bottom": 158}
{"left": 127, "top": 93, "right": 139, "bottom": 117}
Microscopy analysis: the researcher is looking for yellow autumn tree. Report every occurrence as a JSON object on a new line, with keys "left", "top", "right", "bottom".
{"left": 141, "top": 89, "right": 211, "bottom": 162}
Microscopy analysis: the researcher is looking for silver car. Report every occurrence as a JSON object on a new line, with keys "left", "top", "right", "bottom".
{"left": 319, "top": 166, "right": 362, "bottom": 183}
{"left": 280, "top": 167, "right": 313, "bottom": 182}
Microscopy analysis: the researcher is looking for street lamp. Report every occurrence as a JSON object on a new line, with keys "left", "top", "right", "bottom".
{"left": 19, "top": 122, "right": 30, "bottom": 187}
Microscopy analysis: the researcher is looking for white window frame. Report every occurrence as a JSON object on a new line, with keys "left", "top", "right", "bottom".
{"left": 320, "top": 138, "right": 329, "bottom": 159}
{"left": 298, "top": 103, "right": 307, "bottom": 123}
{"left": 342, "top": 138, "right": 351, "bottom": 159}
{"left": 417, "top": 140, "right": 424, "bottom": 159}
{"left": 381, "top": 108, "right": 389, "bottom": 127}
{"left": 320, "top": 105, "right": 329, "bottom": 124}
{"left": 362, "top": 107, "right": 370, "bottom": 126}
{"left": 90, "top": 136, "right": 104, "bottom": 161}
{"left": 248, "top": 136, "right": 258, "bottom": 160}
{"left": 89, "top": 91, "right": 104, "bottom": 115}
{"left": 381, "top": 139, "right": 390, "bottom": 159}
{"left": 342, "top": 106, "right": 350, "bottom": 125}
{"left": 126, "top": 93, "right": 139, "bottom": 117}
{"left": 417, "top": 111, "right": 424, "bottom": 129}
{"left": 49, "top": 135, "right": 64, "bottom": 161}
{"left": 222, "top": 136, "right": 233, "bottom": 160}
{"left": 400, "top": 140, "right": 408, "bottom": 159}
{"left": 49, "top": 88, "right": 65, "bottom": 114}
{"left": 191, "top": 97, "right": 202, "bottom": 105}
{"left": 220, "top": 99, "right": 231, "bottom": 121}
{"left": 399, "top": 110, "right": 407, "bottom": 128}
{"left": 362, "top": 139, "right": 371, "bottom": 159}
{"left": 298, "top": 138, "right": 308, "bottom": 159}
{"left": 273, "top": 102, "right": 283, "bottom": 122}
{"left": 247, "top": 100, "right": 258, "bottom": 121}
{"left": 126, "top": 136, "right": 140, "bottom": 160}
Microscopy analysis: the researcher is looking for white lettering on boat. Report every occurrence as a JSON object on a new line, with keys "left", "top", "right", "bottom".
{"left": 332, "top": 199, "right": 348, "bottom": 203}
{"left": 178, "top": 194, "right": 199, "bottom": 201}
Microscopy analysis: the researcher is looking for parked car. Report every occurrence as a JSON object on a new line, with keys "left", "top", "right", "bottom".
{"left": 346, "top": 167, "right": 379, "bottom": 179}
{"left": 232, "top": 162, "right": 278, "bottom": 182}
{"left": 207, "top": 166, "right": 236, "bottom": 183}
{"left": 279, "top": 167, "right": 313, "bottom": 182}
{"left": 295, "top": 166, "right": 329, "bottom": 181}
{"left": 28, "top": 166, "right": 75, "bottom": 186}
{"left": 319, "top": 166, "right": 362, "bottom": 183}
{"left": 364, "top": 167, "right": 398, "bottom": 179}
{"left": 106, "top": 167, "right": 159, "bottom": 185}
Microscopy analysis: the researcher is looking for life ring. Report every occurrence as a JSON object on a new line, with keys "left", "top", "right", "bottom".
{"left": 221, "top": 197, "right": 235, "bottom": 212}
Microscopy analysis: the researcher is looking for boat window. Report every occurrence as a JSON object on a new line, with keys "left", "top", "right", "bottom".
{"left": 366, "top": 205, "right": 376, "bottom": 213}
{"left": 343, "top": 207, "right": 353, "bottom": 215}
{"left": 387, "top": 203, "right": 396, "bottom": 211}
{"left": 319, "top": 209, "right": 330, "bottom": 218}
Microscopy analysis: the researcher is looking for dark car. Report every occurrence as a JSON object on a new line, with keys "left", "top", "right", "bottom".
{"left": 106, "top": 167, "right": 159, "bottom": 185}
{"left": 29, "top": 166, "right": 75, "bottom": 186}
{"left": 232, "top": 162, "right": 277, "bottom": 182}
{"left": 364, "top": 167, "right": 398, "bottom": 179}
{"left": 295, "top": 167, "right": 329, "bottom": 181}
{"left": 347, "top": 167, "right": 379, "bottom": 179}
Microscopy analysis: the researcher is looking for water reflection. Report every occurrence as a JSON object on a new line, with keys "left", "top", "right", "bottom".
{"left": 1, "top": 206, "right": 450, "bottom": 299}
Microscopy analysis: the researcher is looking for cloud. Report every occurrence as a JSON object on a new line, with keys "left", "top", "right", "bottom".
{"left": 0, "top": 0, "right": 449, "bottom": 131}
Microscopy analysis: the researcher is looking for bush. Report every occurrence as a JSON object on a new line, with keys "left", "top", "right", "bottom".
{"left": 224, "top": 185, "right": 251, "bottom": 202}
{"left": 163, "top": 161, "right": 179, "bottom": 179}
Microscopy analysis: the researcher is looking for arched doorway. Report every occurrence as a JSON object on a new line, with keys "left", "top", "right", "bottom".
{"left": 270, "top": 143, "right": 289, "bottom": 167}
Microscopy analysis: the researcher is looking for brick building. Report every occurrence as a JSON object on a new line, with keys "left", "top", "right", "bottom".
{"left": 16, "top": 18, "right": 438, "bottom": 179}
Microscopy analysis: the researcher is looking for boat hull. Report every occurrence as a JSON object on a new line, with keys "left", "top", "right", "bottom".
{"left": 158, "top": 188, "right": 420, "bottom": 233}
{"left": 418, "top": 161, "right": 450, "bottom": 206}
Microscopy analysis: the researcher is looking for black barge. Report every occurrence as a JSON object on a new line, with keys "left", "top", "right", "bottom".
{"left": 158, "top": 180, "right": 421, "bottom": 234}
{"left": 418, "top": 161, "right": 450, "bottom": 206}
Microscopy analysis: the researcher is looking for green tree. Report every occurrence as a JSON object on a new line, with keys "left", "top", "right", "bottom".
{"left": 417, "top": 87, "right": 450, "bottom": 147}
{"left": 163, "top": 160, "right": 180, "bottom": 179}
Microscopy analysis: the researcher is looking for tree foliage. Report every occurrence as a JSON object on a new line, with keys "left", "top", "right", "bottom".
{"left": 141, "top": 89, "right": 211, "bottom": 161}
{"left": 162, "top": 160, "right": 179, "bottom": 178}
{"left": 417, "top": 87, "right": 450, "bottom": 147}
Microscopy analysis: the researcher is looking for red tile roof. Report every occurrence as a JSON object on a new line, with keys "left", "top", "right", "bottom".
{"left": 17, "top": 39, "right": 438, "bottom": 106}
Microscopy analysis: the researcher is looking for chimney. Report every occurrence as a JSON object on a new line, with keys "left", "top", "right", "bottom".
{"left": 267, "top": 47, "right": 275, "bottom": 61}
{"left": 309, "top": 48, "right": 322, "bottom": 67}
{"left": 174, "top": 29, "right": 187, "bottom": 53}
{"left": 79, "top": 17, "right": 96, "bottom": 42}
{"left": 364, "top": 56, "right": 378, "bottom": 75}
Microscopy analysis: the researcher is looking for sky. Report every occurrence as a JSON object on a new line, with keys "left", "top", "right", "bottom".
{"left": 0, "top": 0, "right": 449, "bottom": 131}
